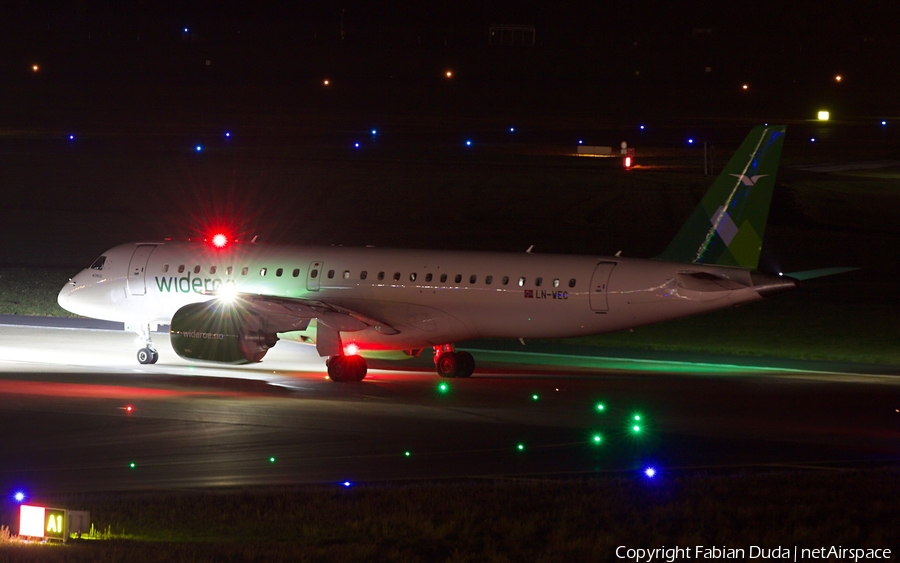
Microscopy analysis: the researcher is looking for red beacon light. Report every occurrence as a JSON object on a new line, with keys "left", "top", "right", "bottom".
{"left": 624, "top": 156, "right": 633, "bottom": 169}
{"left": 211, "top": 233, "right": 228, "bottom": 248}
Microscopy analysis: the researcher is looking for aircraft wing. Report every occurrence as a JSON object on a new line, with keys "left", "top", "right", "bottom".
{"left": 227, "top": 293, "right": 399, "bottom": 357}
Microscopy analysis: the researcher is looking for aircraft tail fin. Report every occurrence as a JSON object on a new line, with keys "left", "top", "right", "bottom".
{"left": 656, "top": 125, "right": 786, "bottom": 270}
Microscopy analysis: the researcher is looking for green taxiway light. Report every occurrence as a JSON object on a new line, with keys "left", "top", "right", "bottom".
{"left": 517, "top": 443, "right": 525, "bottom": 451}
{"left": 632, "top": 425, "right": 641, "bottom": 433}
{"left": 592, "top": 434, "right": 603, "bottom": 444}
{"left": 404, "top": 451, "right": 411, "bottom": 457}
{"left": 438, "top": 382, "right": 449, "bottom": 393}
{"left": 269, "top": 457, "right": 276, "bottom": 463}
{"left": 633, "top": 415, "right": 641, "bottom": 421}
{"left": 532, "top": 394, "right": 539, "bottom": 401}
{"left": 596, "top": 403, "right": 605, "bottom": 412}
{"left": 129, "top": 462, "right": 136, "bottom": 469}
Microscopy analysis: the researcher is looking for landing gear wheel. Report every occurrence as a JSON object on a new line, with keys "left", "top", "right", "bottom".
{"left": 436, "top": 353, "right": 459, "bottom": 378}
{"left": 137, "top": 347, "right": 158, "bottom": 365}
{"left": 327, "top": 355, "right": 367, "bottom": 382}
{"left": 456, "top": 351, "right": 475, "bottom": 378}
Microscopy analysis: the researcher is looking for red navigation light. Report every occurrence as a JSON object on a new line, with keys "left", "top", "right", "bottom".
{"left": 624, "top": 156, "right": 633, "bottom": 169}
{"left": 212, "top": 233, "right": 228, "bottom": 248}
{"left": 344, "top": 343, "right": 359, "bottom": 356}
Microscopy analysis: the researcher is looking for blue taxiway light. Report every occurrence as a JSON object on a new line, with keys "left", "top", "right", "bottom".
{"left": 14, "top": 491, "right": 25, "bottom": 502}
{"left": 639, "top": 125, "right": 645, "bottom": 130}
{"left": 509, "top": 127, "right": 515, "bottom": 132}
{"left": 881, "top": 120, "right": 888, "bottom": 126}
{"left": 687, "top": 138, "right": 694, "bottom": 144}
{"left": 342, "top": 481, "right": 352, "bottom": 487}
{"left": 644, "top": 467, "right": 657, "bottom": 478}
{"left": 371, "top": 129, "right": 377, "bottom": 135}
{"left": 68, "top": 134, "right": 75, "bottom": 140}
{"left": 195, "top": 145, "right": 202, "bottom": 152}
{"left": 225, "top": 132, "right": 231, "bottom": 138}
{"left": 465, "top": 140, "right": 472, "bottom": 146}
{"left": 810, "top": 138, "right": 816, "bottom": 143}
{"left": 353, "top": 142, "right": 360, "bottom": 148}
{"left": 578, "top": 140, "right": 583, "bottom": 145}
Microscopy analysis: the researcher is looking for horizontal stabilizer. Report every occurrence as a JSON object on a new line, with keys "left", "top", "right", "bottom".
{"left": 783, "top": 267, "right": 859, "bottom": 281}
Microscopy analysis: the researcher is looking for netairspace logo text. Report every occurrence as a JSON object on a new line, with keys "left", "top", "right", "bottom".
{"left": 616, "top": 545, "right": 892, "bottom": 562}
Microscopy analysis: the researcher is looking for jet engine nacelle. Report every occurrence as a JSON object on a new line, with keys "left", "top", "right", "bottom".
{"left": 169, "top": 301, "right": 278, "bottom": 364}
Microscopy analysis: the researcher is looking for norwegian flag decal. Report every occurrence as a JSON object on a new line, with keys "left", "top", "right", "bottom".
{"left": 524, "top": 290, "right": 534, "bottom": 298}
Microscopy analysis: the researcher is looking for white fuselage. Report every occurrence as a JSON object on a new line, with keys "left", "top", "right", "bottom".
{"left": 58, "top": 241, "right": 791, "bottom": 353}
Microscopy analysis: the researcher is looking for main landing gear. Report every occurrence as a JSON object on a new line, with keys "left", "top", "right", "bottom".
{"left": 327, "top": 354, "right": 368, "bottom": 382}
{"left": 134, "top": 323, "right": 159, "bottom": 365}
{"left": 434, "top": 345, "right": 474, "bottom": 378}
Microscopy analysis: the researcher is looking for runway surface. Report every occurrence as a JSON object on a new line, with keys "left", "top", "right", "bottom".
{"left": 0, "top": 322, "right": 898, "bottom": 494}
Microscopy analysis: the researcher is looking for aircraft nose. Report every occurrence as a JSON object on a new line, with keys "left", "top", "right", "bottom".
{"left": 58, "top": 278, "right": 76, "bottom": 309}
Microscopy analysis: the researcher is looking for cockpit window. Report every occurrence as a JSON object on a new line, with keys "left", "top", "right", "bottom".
{"left": 90, "top": 256, "right": 106, "bottom": 270}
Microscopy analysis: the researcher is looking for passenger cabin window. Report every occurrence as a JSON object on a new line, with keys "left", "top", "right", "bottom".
{"left": 454, "top": 274, "right": 462, "bottom": 283}
{"left": 502, "top": 276, "right": 509, "bottom": 285}
{"left": 535, "top": 277, "right": 543, "bottom": 287}
{"left": 260, "top": 268, "right": 267, "bottom": 276}
{"left": 343, "top": 270, "right": 350, "bottom": 279}
{"left": 486, "top": 275, "right": 493, "bottom": 284}
{"left": 276, "top": 268, "right": 283, "bottom": 277}
{"left": 178, "top": 265, "right": 185, "bottom": 273}
{"left": 518, "top": 277, "right": 526, "bottom": 287}
{"left": 193, "top": 265, "right": 201, "bottom": 274}
{"left": 327, "top": 270, "right": 335, "bottom": 279}
{"left": 241, "top": 267, "right": 249, "bottom": 276}
{"left": 569, "top": 278, "right": 576, "bottom": 288}
{"left": 440, "top": 274, "right": 447, "bottom": 283}
{"left": 226, "top": 266, "right": 233, "bottom": 275}
{"left": 377, "top": 272, "right": 385, "bottom": 281}
{"left": 162, "top": 264, "right": 169, "bottom": 273}
{"left": 425, "top": 273, "right": 433, "bottom": 282}
{"left": 553, "top": 278, "right": 560, "bottom": 288}
{"left": 469, "top": 275, "right": 477, "bottom": 284}
{"left": 90, "top": 256, "right": 107, "bottom": 270}
{"left": 292, "top": 269, "right": 300, "bottom": 277}
{"left": 310, "top": 269, "right": 318, "bottom": 279}
{"left": 210, "top": 266, "right": 217, "bottom": 274}
{"left": 410, "top": 273, "right": 417, "bottom": 282}
{"left": 360, "top": 271, "right": 368, "bottom": 280}
{"left": 393, "top": 272, "right": 401, "bottom": 281}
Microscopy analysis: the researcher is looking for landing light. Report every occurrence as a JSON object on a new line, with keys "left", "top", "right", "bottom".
{"left": 817, "top": 110, "right": 830, "bottom": 121}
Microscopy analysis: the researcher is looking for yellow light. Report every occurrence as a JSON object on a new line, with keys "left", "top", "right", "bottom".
{"left": 817, "top": 110, "right": 830, "bottom": 121}
{"left": 323, "top": 79, "right": 330, "bottom": 86}
{"left": 445, "top": 70, "right": 453, "bottom": 78}
{"left": 835, "top": 75, "right": 842, "bottom": 82}
{"left": 742, "top": 84, "right": 748, "bottom": 90}
{"left": 32, "top": 65, "right": 39, "bottom": 72}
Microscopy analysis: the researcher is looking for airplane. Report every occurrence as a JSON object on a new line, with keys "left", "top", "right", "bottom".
{"left": 59, "top": 124, "right": 799, "bottom": 382}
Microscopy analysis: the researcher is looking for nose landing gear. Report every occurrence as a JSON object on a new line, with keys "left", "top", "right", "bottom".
{"left": 133, "top": 323, "right": 159, "bottom": 364}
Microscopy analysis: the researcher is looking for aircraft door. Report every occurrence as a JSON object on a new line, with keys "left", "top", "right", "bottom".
{"left": 307, "top": 261, "right": 323, "bottom": 291}
{"left": 127, "top": 244, "right": 156, "bottom": 296}
{"left": 589, "top": 261, "right": 616, "bottom": 312}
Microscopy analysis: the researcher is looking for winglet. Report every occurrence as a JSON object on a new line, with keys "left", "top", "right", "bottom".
{"left": 656, "top": 125, "right": 787, "bottom": 269}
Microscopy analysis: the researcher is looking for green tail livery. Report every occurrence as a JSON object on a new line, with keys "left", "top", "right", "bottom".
{"left": 657, "top": 125, "right": 786, "bottom": 269}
